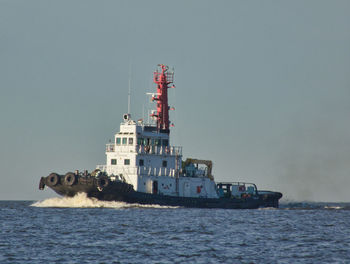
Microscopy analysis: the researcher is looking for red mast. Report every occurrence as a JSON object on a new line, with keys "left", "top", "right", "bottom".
{"left": 151, "top": 64, "right": 174, "bottom": 133}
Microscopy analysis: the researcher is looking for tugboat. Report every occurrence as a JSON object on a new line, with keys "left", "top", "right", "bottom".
{"left": 39, "top": 64, "right": 282, "bottom": 209}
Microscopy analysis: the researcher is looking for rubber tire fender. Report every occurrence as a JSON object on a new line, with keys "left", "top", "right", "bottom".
{"left": 47, "top": 173, "right": 60, "bottom": 186}
{"left": 64, "top": 172, "right": 76, "bottom": 186}
{"left": 97, "top": 177, "right": 109, "bottom": 191}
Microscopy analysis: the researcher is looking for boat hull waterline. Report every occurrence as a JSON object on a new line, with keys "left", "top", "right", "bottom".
{"left": 39, "top": 174, "right": 282, "bottom": 209}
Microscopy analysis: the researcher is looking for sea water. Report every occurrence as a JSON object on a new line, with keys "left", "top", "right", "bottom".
{"left": 1, "top": 194, "right": 350, "bottom": 264}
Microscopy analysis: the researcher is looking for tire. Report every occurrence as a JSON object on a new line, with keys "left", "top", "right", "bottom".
{"left": 63, "top": 172, "right": 76, "bottom": 186}
{"left": 97, "top": 177, "right": 109, "bottom": 191}
{"left": 47, "top": 173, "right": 59, "bottom": 186}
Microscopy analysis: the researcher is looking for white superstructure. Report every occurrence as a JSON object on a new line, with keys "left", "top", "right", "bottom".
{"left": 96, "top": 114, "right": 218, "bottom": 199}
{"left": 96, "top": 65, "right": 218, "bottom": 199}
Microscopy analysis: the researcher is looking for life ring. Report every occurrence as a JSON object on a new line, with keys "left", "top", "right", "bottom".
{"left": 97, "top": 177, "right": 109, "bottom": 191}
{"left": 47, "top": 173, "right": 60, "bottom": 186}
{"left": 63, "top": 172, "right": 76, "bottom": 186}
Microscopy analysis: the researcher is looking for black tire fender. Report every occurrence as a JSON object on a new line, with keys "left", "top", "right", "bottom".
{"left": 47, "top": 173, "right": 59, "bottom": 186}
{"left": 64, "top": 172, "right": 76, "bottom": 186}
{"left": 97, "top": 177, "right": 109, "bottom": 191}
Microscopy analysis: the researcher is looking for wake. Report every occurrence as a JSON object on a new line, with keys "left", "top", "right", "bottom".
{"left": 31, "top": 193, "right": 179, "bottom": 209}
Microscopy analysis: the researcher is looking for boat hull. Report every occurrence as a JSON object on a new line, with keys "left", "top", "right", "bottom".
{"left": 39, "top": 174, "right": 282, "bottom": 209}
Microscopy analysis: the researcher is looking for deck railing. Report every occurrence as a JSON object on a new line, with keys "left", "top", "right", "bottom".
{"left": 138, "top": 166, "right": 176, "bottom": 177}
{"left": 136, "top": 145, "right": 182, "bottom": 156}
{"left": 105, "top": 144, "right": 182, "bottom": 156}
{"left": 95, "top": 164, "right": 177, "bottom": 178}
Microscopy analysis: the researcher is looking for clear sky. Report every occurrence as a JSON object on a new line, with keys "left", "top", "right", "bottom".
{"left": 1, "top": 0, "right": 349, "bottom": 201}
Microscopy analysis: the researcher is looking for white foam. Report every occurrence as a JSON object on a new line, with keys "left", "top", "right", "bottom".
{"left": 258, "top": 207, "right": 277, "bottom": 210}
{"left": 324, "top": 205, "right": 343, "bottom": 210}
{"left": 31, "top": 193, "right": 179, "bottom": 209}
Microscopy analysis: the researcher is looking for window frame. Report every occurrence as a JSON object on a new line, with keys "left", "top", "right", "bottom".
{"left": 137, "top": 137, "right": 144, "bottom": 145}
{"left": 122, "top": 137, "right": 127, "bottom": 145}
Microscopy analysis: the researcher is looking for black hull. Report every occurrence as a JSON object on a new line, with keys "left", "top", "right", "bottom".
{"left": 39, "top": 175, "right": 282, "bottom": 209}
{"left": 258, "top": 190, "right": 283, "bottom": 208}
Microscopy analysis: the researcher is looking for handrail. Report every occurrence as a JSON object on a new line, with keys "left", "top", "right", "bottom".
{"left": 136, "top": 145, "right": 182, "bottom": 156}
{"left": 138, "top": 166, "right": 176, "bottom": 177}
{"left": 217, "top": 182, "right": 257, "bottom": 187}
{"left": 106, "top": 143, "right": 182, "bottom": 156}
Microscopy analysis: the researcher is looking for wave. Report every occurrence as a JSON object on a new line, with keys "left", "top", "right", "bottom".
{"left": 258, "top": 207, "right": 278, "bottom": 210}
{"left": 31, "top": 193, "right": 179, "bottom": 209}
{"left": 324, "top": 205, "right": 344, "bottom": 210}
{"left": 279, "top": 202, "right": 350, "bottom": 210}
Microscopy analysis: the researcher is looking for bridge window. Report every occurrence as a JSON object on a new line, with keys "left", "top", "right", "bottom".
{"left": 128, "top": 138, "right": 133, "bottom": 145}
{"left": 137, "top": 138, "right": 144, "bottom": 145}
{"left": 162, "top": 139, "right": 169, "bottom": 146}
{"left": 122, "top": 138, "right": 127, "bottom": 145}
{"left": 111, "top": 159, "right": 117, "bottom": 165}
{"left": 155, "top": 139, "right": 161, "bottom": 146}
{"left": 116, "top": 138, "right": 121, "bottom": 145}
{"left": 162, "top": 160, "right": 167, "bottom": 167}
{"left": 124, "top": 159, "right": 130, "bottom": 165}
{"left": 139, "top": 159, "right": 144, "bottom": 166}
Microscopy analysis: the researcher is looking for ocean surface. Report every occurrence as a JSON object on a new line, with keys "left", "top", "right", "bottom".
{"left": 1, "top": 194, "right": 350, "bottom": 264}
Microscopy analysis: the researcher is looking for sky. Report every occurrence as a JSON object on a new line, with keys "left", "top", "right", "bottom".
{"left": 0, "top": 0, "right": 349, "bottom": 202}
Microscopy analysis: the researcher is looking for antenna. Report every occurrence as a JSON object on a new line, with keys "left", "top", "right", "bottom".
{"left": 127, "top": 60, "right": 132, "bottom": 114}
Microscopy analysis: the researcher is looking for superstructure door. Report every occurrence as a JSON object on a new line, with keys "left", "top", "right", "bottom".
{"left": 183, "top": 182, "right": 190, "bottom": 197}
{"left": 152, "top": 180, "right": 158, "bottom": 194}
